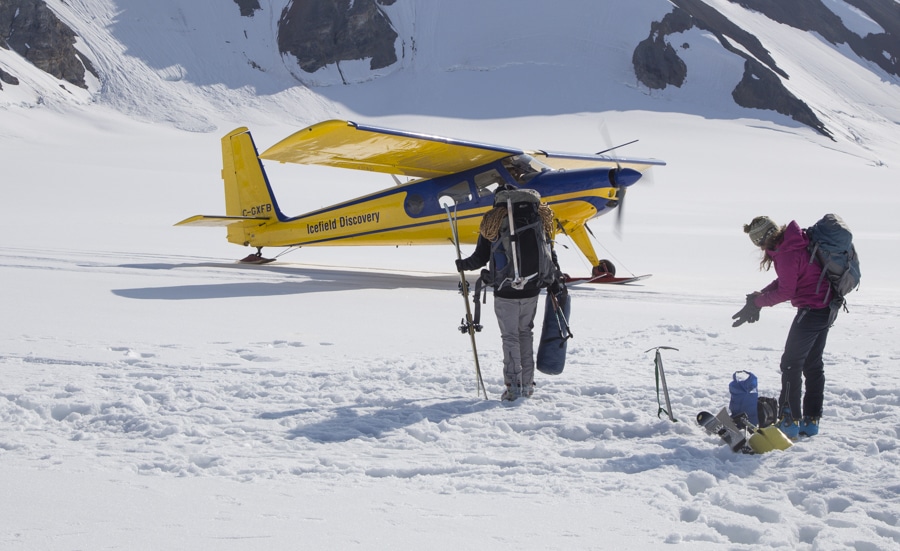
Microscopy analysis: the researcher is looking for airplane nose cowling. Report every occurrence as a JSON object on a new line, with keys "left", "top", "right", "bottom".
{"left": 611, "top": 167, "right": 642, "bottom": 188}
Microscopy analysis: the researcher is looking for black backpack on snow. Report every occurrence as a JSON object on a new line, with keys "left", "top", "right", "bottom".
{"left": 487, "top": 189, "right": 557, "bottom": 292}
{"left": 805, "top": 214, "right": 861, "bottom": 316}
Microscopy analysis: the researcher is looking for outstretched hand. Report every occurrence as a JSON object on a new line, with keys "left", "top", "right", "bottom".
{"left": 732, "top": 293, "right": 761, "bottom": 327}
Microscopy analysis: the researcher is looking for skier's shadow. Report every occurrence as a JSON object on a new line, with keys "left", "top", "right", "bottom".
{"left": 275, "top": 398, "right": 496, "bottom": 443}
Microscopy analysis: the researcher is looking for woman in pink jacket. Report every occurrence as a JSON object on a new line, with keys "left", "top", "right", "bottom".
{"left": 732, "top": 216, "right": 833, "bottom": 439}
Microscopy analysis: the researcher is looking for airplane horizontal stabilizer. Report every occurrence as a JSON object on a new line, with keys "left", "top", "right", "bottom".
{"left": 174, "top": 215, "right": 268, "bottom": 227}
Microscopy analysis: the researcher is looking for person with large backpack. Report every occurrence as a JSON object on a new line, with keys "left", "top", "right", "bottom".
{"left": 731, "top": 215, "right": 858, "bottom": 439}
{"left": 456, "top": 185, "right": 564, "bottom": 401}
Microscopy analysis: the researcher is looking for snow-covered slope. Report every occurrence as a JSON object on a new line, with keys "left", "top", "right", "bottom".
{"left": 3, "top": 1, "right": 897, "bottom": 145}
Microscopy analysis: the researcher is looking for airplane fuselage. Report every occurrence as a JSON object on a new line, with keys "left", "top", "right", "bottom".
{"left": 246, "top": 161, "right": 637, "bottom": 249}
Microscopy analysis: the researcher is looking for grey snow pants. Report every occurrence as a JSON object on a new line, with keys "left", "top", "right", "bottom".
{"left": 494, "top": 295, "right": 539, "bottom": 389}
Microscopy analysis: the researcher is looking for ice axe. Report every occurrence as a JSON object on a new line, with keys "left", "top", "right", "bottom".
{"left": 646, "top": 346, "right": 678, "bottom": 422}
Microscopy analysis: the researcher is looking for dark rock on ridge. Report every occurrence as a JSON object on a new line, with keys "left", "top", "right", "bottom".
{"left": 1, "top": 66, "right": 20, "bottom": 89}
{"left": 0, "top": 0, "right": 97, "bottom": 89}
{"left": 634, "top": 0, "right": 839, "bottom": 138}
{"left": 233, "top": 0, "right": 262, "bottom": 18}
{"left": 277, "top": 0, "right": 398, "bottom": 79}
{"left": 732, "top": 0, "right": 897, "bottom": 78}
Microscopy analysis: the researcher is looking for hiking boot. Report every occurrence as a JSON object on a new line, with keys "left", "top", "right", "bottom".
{"left": 779, "top": 417, "right": 800, "bottom": 440}
{"left": 501, "top": 385, "right": 521, "bottom": 402}
{"left": 501, "top": 384, "right": 532, "bottom": 402}
{"left": 800, "top": 416, "right": 819, "bottom": 437}
{"left": 777, "top": 407, "right": 800, "bottom": 440}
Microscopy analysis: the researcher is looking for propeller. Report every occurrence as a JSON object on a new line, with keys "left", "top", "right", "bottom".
{"left": 598, "top": 122, "right": 627, "bottom": 238}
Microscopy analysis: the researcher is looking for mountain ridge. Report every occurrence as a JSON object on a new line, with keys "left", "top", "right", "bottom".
{"left": 1, "top": 0, "right": 897, "bottom": 144}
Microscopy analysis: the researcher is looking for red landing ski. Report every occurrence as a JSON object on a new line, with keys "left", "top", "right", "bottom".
{"left": 239, "top": 250, "right": 276, "bottom": 264}
{"left": 565, "top": 273, "right": 651, "bottom": 285}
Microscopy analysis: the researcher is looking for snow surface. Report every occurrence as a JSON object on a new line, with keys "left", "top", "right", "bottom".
{"left": 2, "top": 1, "right": 900, "bottom": 549}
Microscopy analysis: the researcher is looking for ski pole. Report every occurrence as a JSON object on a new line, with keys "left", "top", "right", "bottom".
{"left": 548, "top": 290, "right": 573, "bottom": 345}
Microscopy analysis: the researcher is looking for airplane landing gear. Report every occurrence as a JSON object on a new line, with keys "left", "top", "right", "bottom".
{"left": 592, "top": 259, "right": 616, "bottom": 277}
{"left": 239, "top": 248, "right": 275, "bottom": 264}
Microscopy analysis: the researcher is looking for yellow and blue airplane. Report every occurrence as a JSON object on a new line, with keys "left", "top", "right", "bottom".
{"left": 176, "top": 120, "right": 665, "bottom": 279}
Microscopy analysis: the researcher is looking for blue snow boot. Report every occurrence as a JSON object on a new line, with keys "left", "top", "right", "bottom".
{"left": 778, "top": 409, "right": 800, "bottom": 440}
{"left": 800, "top": 416, "right": 819, "bottom": 437}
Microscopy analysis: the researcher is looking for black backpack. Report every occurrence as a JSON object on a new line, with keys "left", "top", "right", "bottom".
{"left": 488, "top": 189, "right": 556, "bottom": 292}
{"left": 806, "top": 214, "right": 861, "bottom": 312}
{"left": 757, "top": 396, "right": 779, "bottom": 428}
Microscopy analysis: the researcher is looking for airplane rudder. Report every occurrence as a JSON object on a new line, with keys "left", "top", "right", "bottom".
{"left": 221, "top": 128, "right": 281, "bottom": 220}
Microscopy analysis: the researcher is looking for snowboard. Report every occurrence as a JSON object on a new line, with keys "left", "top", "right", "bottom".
{"left": 697, "top": 408, "right": 751, "bottom": 453}
{"left": 536, "top": 288, "right": 571, "bottom": 375}
{"left": 697, "top": 408, "right": 793, "bottom": 454}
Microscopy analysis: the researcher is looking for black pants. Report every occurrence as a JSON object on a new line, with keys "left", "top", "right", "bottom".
{"left": 779, "top": 307, "right": 832, "bottom": 419}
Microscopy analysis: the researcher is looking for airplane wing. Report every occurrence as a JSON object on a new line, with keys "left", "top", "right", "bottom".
{"left": 259, "top": 120, "right": 523, "bottom": 178}
{"left": 529, "top": 150, "right": 667, "bottom": 172}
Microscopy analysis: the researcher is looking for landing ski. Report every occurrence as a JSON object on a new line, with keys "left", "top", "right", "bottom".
{"left": 565, "top": 273, "right": 651, "bottom": 285}
{"left": 239, "top": 251, "right": 276, "bottom": 264}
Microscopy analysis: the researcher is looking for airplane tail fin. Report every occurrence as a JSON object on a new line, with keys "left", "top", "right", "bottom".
{"left": 175, "top": 127, "right": 284, "bottom": 246}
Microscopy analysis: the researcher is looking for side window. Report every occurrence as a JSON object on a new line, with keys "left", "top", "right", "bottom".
{"left": 438, "top": 180, "right": 473, "bottom": 208}
{"left": 474, "top": 169, "right": 504, "bottom": 197}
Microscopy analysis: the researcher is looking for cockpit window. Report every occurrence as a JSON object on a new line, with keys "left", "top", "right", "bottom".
{"left": 502, "top": 154, "right": 548, "bottom": 184}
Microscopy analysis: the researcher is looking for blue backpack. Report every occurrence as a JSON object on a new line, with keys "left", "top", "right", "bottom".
{"left": 729, "top": 371, "right": 759, "bottom": 425}
{"left": 805, "top": 214, "right": 861, "bottom": 311}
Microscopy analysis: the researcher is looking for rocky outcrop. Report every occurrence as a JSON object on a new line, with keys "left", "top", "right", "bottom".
{"left": 1, "top": 67, "right": 21, "bottom": 89}
{"left": 634, "top": 0, "right": 833, "bottom": 138}
{"left": 732, "top": 59, "right": 829, "bottom": 137}
{"left": 277, "top": 0, "right": 398, "bottom": 76}
{"left": 233, "top": 0, "right": 261, "bottom": 18}
{"left": 632, "top": 10, "right": 691, "bottom": 89}
{"left": 0, "top": 0, "right": 97, "bottom": 89}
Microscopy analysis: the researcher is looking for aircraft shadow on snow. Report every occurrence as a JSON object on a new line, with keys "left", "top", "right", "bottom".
{"left": 111, "top": 262, "right": 460, "bottom": 300}
{"left": 272, "top": 398, "right": 498, "bottom": 443}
